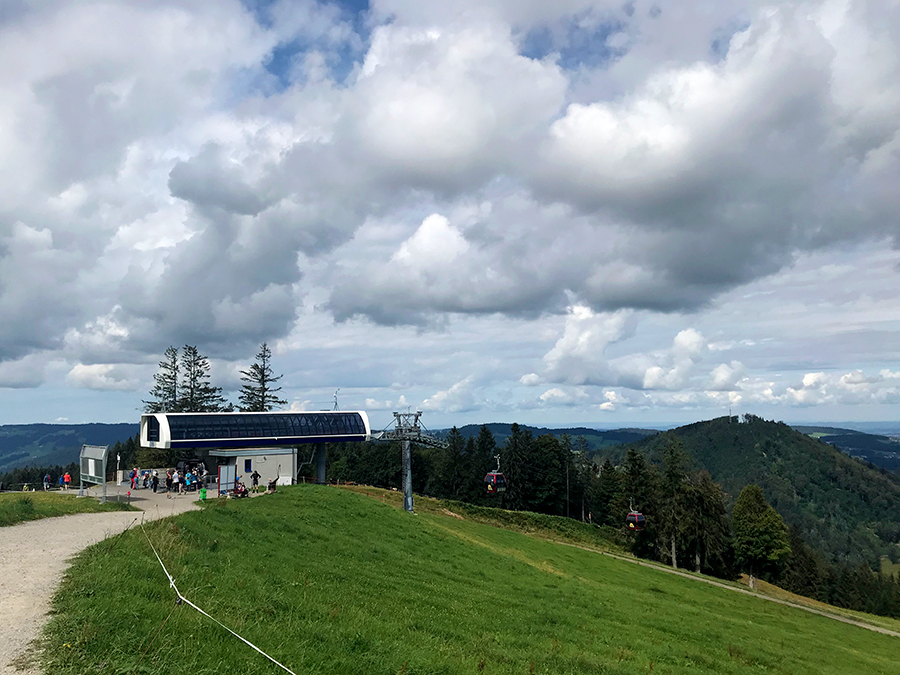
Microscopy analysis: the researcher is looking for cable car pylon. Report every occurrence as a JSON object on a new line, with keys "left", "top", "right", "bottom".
{"left": 370, "top": 411, "right": 447, "bottom": 512}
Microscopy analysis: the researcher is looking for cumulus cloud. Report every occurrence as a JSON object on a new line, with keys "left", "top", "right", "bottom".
{"left": 421, "top": 376, "right": 478, "bottom": 413}
{"left": 0, "top": 0, "right": 899, "bottom": 428}
{"left": 66, "top": 364, "right": 140, "bottom": 391}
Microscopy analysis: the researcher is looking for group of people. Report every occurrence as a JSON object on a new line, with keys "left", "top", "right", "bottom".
{"left": 40, "top": 472, "right": 71, "bottom": 491}
{"left": 126, "top": 466, "right": 209, "bottom": 498}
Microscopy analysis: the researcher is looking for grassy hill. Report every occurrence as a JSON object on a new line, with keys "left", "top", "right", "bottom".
{"left": 626, "top": 416, "right": 900, "bottom": 568}
{"left": 445, "top": 423, "right": 658, "bottom": 453}
{"left": 39, "top": 485, "right": 899, "bottom": 674}
{"left": 0, "top": 423, "right": 137, "bottom": 473}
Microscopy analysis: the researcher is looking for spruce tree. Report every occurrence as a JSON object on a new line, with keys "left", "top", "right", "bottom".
{"left": 178, "top": 345, "right": 228, "bottom": 412}
{"left": 732, "top": 484, "right": 791, "bottom": 585}
{"left": 238, "top": 342, "right": 287, "bottom": 412}
{"left": 143, "top": 346, "right": 180, "bottom": 412}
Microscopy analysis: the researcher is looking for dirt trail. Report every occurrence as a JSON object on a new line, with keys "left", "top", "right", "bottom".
{"left": 0, "top": 487, "right": 200, "bottom": 674}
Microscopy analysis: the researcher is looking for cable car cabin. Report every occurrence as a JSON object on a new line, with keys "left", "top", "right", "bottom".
{"left": 484, "top": 472, "right": 507, "bottom": 493}
{"left": 626, "top": 511, "right": 645, "bottom": 531}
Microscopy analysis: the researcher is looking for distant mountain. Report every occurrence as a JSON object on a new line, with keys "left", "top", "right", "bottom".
{"left": 436, "top": 423, "right": 659, "bottom": 453}
{"left": 0, "top": 423, "right": 138, "bottom": 473}
{"left": 623, "top": 415, "right": 900, "bottom": 568}
{"left": 792, "top": 425, "right": 900, "bottom": 472}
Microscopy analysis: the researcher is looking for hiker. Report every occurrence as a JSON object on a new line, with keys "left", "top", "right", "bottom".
{"left": 43, "top": 474, "right": 51, "bottom": 491}
{"left": 173, "top": 469, "right": 181, "bottom": 494}
{"left": 250, "top": 470, "right": 261, "bottom": 493}
{"left": 151, "top": 470, "right": 159, "bottom": 493}
{"left": 63, "top": 471, "right": 71, "bottom": 490}
{"left": 58, "top": 475, "right": 65, "bottom": 489}
{"left": 165, "top": 470, "right": 173, "bottom": 498}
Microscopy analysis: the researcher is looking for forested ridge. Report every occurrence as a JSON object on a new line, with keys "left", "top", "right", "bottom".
{"left": 628, "top": 415, "right": 900, "bottom": 568}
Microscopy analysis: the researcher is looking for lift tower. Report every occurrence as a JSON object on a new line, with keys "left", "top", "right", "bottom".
{"left": 373, "top": 411, "right": 446, "bottom": 512}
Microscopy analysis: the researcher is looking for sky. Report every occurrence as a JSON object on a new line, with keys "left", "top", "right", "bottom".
{"left": 1, "top": 0, "right": 900, "bottom": 432}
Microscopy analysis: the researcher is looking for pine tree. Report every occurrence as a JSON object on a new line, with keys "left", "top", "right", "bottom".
{"left": 238, "top": 342, "right": 287, "bottom": 412}
{"left": 143, "top": 346, "right": 180, "bottom": 412}
{"left": 178, "top": 345, "right": 228, "bottom": 412}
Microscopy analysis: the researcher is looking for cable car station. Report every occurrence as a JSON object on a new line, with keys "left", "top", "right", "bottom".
{"left": 140, "top": 411, "right": 371, "bottom": 493}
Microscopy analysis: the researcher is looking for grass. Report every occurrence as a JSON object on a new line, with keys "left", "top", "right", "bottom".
{"left": 0, "top": 491, "right": 137, "bottom": 527}
{"left": 40, "top": 485, "right": 899, "bottom": 675}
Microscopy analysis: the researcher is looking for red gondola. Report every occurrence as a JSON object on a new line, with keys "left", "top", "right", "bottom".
{"left": 485, "top": 472, "right": 507, "bottom": 493}
{"left": 625, "top": 511, "right": 645, "bottom": 531}
{"left": 484, "top": 454, "right": 507, "bottom": 494}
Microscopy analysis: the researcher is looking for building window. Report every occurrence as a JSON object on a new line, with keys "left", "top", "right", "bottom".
{"left": 244, "top": 459, "right": 252, "bottom": 473}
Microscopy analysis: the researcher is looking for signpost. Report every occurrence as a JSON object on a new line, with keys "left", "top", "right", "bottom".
{"left": 79, "top": 444, "right": 111, "bottom": 503}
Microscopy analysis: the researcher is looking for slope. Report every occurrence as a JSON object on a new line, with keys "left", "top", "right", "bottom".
{"left": 0, "top": 423, "right": 137, "bottom": 473}
{"left": 40, "top": 485, "right": 898, "bottom": 675}
{"left": 632, "top": 415, "right": 900, "bottom": 567}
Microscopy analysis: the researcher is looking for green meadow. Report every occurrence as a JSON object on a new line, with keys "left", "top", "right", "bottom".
{"left": 40, "top": 485, "right": 898, "bottom": 674}
{"left": 0, "top": 491, "right": 135, "bottom": 527}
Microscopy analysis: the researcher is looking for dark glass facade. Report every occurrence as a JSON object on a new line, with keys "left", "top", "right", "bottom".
{"left": 165, "top": 412, "right": 367, "bottom": 442}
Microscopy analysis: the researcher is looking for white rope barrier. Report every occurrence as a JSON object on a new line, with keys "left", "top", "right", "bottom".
{"left": 141, "top": 524, "right": 299, "bottom": 675}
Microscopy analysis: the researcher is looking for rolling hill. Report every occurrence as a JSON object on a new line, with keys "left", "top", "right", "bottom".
{"left": 793, "top": 425, "right": 900, "bottom": 472}
{"left": 624, "top": 415, "right": 900, "bottom": 568}
{"left": 0, "top": 423, "right": 137, "bottom": 473}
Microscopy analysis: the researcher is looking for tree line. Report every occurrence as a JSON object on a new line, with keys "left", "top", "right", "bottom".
{"left": 143, "top": 342, "right": 286, "bottom": 414}
{"left": 319, "top": 423, "right": 900, "bottom": 619}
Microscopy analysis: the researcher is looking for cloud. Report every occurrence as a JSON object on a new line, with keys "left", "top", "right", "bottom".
{"left": 66, "top": 363, "right": 140, "bottom": 391}
{"left": 421, "top": 376, "right": 478, "bottom": 412}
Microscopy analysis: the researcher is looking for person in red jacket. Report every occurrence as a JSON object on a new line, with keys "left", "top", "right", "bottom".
{"left": 63, "top": 472, "right": 71, "bottom": 490}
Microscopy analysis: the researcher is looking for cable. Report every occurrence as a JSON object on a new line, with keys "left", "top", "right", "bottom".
{"left": 140, "top": 524, "right": 298, "bottom": 675}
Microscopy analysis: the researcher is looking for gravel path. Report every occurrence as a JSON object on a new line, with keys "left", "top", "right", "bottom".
{"left": 0, "top": 487, "right": 200, "bottom": 674}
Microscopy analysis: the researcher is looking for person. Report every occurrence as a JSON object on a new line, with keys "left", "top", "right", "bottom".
{"left": 266, "top": 478, "right": 277, "bottom": 494}
{"left": 43, "top": 473, "right": 51, "bottom": 491}
{"left": 173, "top": 469, "right": 181, "bottom": 494}
{"left": 250, "top": 470, "right": 261, "bottom": 493}
{"left": 58, "top": 475, "right": 65, "bottom": 489}
{"left": 63, "top": 471, "right": 71, "bottom": 490}
{"left": 130, "top": 468, "right": 136, "bottom": 490}
{"left": 165, "top": 470, "right": 173, "bottom": 498}
{"left": 185, "top": 471, "right": 193, "bottom": 493}
{"left": 142, "top": 471, "right": 149, "bottom": 489}
{"left": 151, "top": 470, "right": 159, "bottom": 493}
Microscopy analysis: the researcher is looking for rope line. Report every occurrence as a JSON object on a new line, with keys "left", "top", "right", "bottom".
{"left": 140, "top": 524, "right": 298, "bottom": 675}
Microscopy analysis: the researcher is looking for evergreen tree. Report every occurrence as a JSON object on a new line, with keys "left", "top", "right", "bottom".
{"left": 658, "top": 437, "right": 690, "bottom": 568}
{"left": 466, "top": 425, "right": 497, "bottom": 504}
{"left": 622, "top": 447, "right": 659, "bottom": 558}
{"left": 178, "top": 345, "right": 228, "bottom": 412}
{"left": 733, "top": 484, "right": 791, "bottom": 584}
{"left": 429, "top": 427, "right": 466, "bottom": 500}
{"left": 502, "top": 423, "right": 532, "bottom": 511}
{"left": 682, "top": 470, "right": 731, "bottom": 574}
{"left": 238, "top": 342, "right": 287, "bottom": 412}
{"left": 594, "top": 458, "right": 622, "bottom": 526}
{"left": 143, "top": 346, "right": 180, "bottom": 412}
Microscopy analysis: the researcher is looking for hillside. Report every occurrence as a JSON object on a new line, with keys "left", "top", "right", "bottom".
{"left": 0, "top": 423, "right": 137, "bottom": 473}
{"left": 629, "top": 416, "right": 900, "bottom": 568}
{"left": 444, "top": 422, "right": 658, "bottom": 452}
{"left": 40, "top": 485, "right": 899, "bottom": 674}
{"left": 793, "top": 425, "right": 900, "bottom": 472}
